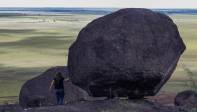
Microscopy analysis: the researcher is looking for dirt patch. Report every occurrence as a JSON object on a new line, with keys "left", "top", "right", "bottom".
{"left": 147, "top": 91, "right": 177, "bottom": 106}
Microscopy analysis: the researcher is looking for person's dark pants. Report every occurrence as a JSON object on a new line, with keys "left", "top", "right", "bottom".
{"left": 55, "top": 89, "right": 65, "bottom": 105}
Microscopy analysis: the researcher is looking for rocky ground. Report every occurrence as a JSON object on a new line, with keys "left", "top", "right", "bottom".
{"left": 1, "top": 91, "right": 196, "bottom": 112}
{"left": 24, "top": 100, "right": 186, "bottom": 112}
{"left": 147, "top": 91, "right": 177, "bottom": 106}
{"left": 0, "top": 99, "right": 195, "bottom": 112}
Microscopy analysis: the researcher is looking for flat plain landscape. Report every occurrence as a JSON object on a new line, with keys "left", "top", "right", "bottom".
{"left": 0, "top": 12, "right": 196, "bottom": 104}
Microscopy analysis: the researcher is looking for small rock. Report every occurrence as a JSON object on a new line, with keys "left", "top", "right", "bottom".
{"left": 175, "top": 90, "right": 197, "bottom": 108}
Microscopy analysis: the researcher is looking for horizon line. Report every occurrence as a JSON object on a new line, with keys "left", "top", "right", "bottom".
{"left": 0, "top": 7, "right": 197, "bottom": 10}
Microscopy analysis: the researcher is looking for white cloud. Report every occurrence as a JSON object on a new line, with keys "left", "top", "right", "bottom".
{"left": 0, "top": 0, "right": 196, "bottom": 8}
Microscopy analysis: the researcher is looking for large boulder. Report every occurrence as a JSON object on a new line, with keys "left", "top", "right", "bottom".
{"left": 19, "top": 66, "right": 88, "bottom": 108}
{"left": 175, "top": 90, "right": 197, "bottom": 108}
{"left": 68, "top": 8, "right": 186, "bottom": 98}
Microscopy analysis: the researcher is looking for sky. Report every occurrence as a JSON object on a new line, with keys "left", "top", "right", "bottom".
{"left": 0, "top": 0, "right": 197, "bottom": 8}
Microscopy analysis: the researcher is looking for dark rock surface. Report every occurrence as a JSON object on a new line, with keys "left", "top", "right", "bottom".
{"left": 19, "top": 66, "right": 88, "bottom": 108}
{"left": 68, "top": 8, "right": 186, "bottom": 98}
{"left": 0, "top": 104, "right": 23, "bottom": 112}
{"left": 25, "top": 99, "right": 189, "bottom": 112}
{"left": 175, "top": 90, "right": 197, "bottom": 108}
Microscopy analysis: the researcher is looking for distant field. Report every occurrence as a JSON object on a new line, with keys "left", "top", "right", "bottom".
{"left": 0, "top": 14, "right": 196, "bottom": 104}
{"left": 0, "top": 14, "right": 101, "bottom": 103}
{"left": 163, "top": 14, "right": 197, "bottom": 92}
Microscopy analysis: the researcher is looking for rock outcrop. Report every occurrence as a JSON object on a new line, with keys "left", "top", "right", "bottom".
{"left": 19, "top": 66, "right": 88, "bottom": 108}
{"left": 68, "top": 8, "right": 186, "bottom": 98}
{"left": 175, "top": 90, "right": 197, "bottom": 108}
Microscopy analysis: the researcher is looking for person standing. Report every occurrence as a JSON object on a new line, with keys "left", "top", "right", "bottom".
{"left": 49, "top": 72, "right": 69, "bottom": 105}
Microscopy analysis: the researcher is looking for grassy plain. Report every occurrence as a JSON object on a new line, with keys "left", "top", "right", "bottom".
{"left": 163, "top": 14, "right": 197, "bottom": 92}
{"left": 0, "top": 14, "right": 196, "bottom": 103}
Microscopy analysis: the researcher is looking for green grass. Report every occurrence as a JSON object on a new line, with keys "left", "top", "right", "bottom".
{"left": 0, "top": 14, "right": 101, "bottom": 104}
{"left": 0, "top": 14, "right": 196, "bottom": 104}
{"left": 161, "top": 14, "right": 197, "bottom": 92}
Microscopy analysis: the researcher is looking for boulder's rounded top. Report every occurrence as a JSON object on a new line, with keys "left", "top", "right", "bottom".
{"left": 109, "top": 8, "right": 157, "bottom": 15}
{"left": 75, "top": 8, "right": 181, "bottom": 45}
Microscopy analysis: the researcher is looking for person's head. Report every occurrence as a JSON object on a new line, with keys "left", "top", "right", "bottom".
{"left": 55, "top": 72, "right": 63, "bottom": 79}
